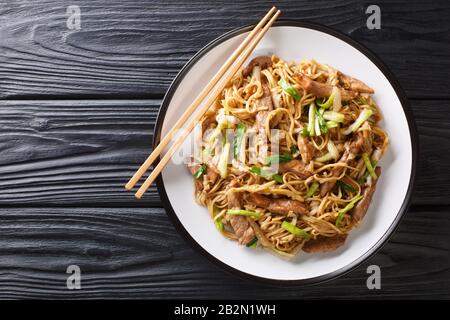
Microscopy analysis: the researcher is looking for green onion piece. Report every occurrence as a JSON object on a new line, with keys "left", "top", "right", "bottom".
{"left": 214, "top": 219, "right": 224, "bottom": 232}
{"left": 308, "top": 103, "right": 316, "bottom": 136}
{"left": 344, "top": 108, "right": 373, "bottom": 135}
{"left": 315, "top": 152, "right": 334, "bottom": 162}
{"left": 336, "top": 180, "right": 356, "bottom": 194}
{"left": 327, "top": 139, "right": 339, "bottom": 160}
{"left": 306, "top": 181, "right": 319, "bottom": 197}
{"left": 233, "top": 123, "right": 246, "bottom": 157}
{"left": 265, "top": 153, "right": 293, "bottom": 165}
{"left": 250, "top": 166, "right": 282, "bottom": 183}
{"left": 316, "top": 91, "right": 335, "bottom": 109}
{"left": 227, "top": 209, "right": 261, "bottom": 219}
{"left": 323, "top": 111, "right": 345, "bottom": 123}
{"left": 246, "top": 237, "right": 258, "bottom": 248}
{"left": 217, "top": 143, "right": 230, "bottom": 178}
{"left": 358, "top": 160, "right": 378, "bottom": 183}
{"left": 202, "top": 146, "right": 214, "bottom": 157}
{"left": 281, "top": 221, "right": 310, "bottom": 239}
{"left": 301, "top": 126, "right": 310, "bottom": 137}
{"left": 316, "top": 109, "right": 328, "bottom": 134}
{"left": 221, "top": 99, "right": 230, "bottom": 115}
{"left": 249, "top": 166, "right": 262, "bottom": 175}
{"left": 279, "top": 79, "right": 301, "bottom": 101}
{"left": 272, "top": 174, "right": 283, "bottom": 183}
{"left": 290, "top": 145, "right": 299, "bottom": 155}
{"left": 326, "top": 121, "right": 339, "bottom": 129}
{"left": 362, "top": 153, "right": 377, "bottom": 179}
{"left": 335, "top": 195, "right": 364, "bottom": 227}
{"left": 193, "top": 164, "right": 207, "bottom": 179}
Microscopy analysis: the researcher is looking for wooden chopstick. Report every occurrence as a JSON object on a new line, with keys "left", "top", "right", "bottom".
{"left": 134, "top": 9, "right": 281, "bottom": 199}
{"left": 125, "top": 6, "right": 277, "bottom": 191}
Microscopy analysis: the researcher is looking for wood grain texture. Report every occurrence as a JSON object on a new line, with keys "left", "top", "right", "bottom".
{"left": 0, "top": 0, "right": 449, "bottom": 99}
{"left": 0, "top": 99, "right": 448, "bottom": 206}
{"left": 0, "top": 206, "right": 448, "bottom": 299}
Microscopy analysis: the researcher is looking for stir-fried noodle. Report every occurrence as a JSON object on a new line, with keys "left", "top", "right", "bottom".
{"left": 187, "top": 55, "right": 389, "bottom": 258}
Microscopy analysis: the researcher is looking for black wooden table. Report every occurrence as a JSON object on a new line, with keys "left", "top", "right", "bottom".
{"left": 0, "top": 0, "right": 449, "bottom": 299}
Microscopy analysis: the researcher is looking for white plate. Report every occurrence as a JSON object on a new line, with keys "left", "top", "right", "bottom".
{"left": 154, "top": 22, "right": 417, "bottom": 284}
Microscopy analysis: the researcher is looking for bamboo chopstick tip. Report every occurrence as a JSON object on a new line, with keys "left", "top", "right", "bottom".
{"left": 125, "top": 182, "right": 133, "bottom": 191}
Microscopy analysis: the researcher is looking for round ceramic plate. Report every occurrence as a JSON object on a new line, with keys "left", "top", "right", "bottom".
{"left": 154, "top": 21, "right": 417, "bottom": 284}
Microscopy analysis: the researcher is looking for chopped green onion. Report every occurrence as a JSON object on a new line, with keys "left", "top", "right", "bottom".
{"left": 362, "top": 153, "right": 378, "bottom": 179}
{"left": 233, "top": 123, "right": 246, "bottom": 158}
{"left": 335, "top": 195, "right": 364, "bottom": 227}
{"left": 343, "top": 108, "right": 373, "bottom": 135}
{"left": 193, "top": 164, "right": 207, "bottom": 179}
{"left": 221, "top": 99, "right": 230, "bottom": 115}
{"left": 323, "top": 111, "right": 345, "bottom": 123}
{"left": 250, "top": 166, "right": 282, "bottom": 183}
{"left": 279, "top": 79, "right": 301, "bottom": 101}
{"left": 326, "top": 121, "right": 339, "bottom": 129}
{"left": 315, "top": 152, "right": 334, "bottom": 162}
{"left": 249, "top": 166, "right": 262, "bottom": 175}
{"left": 317, "top": 87, "right": 340, "bottom": 109}
{"left": 315, "top": 116, "right": 321, "bottom": 137}
{"left": 316, "top": 109, "right": 328, "bottom": 135}
{"left": 332, "top": 87, "right": 342, "bottom": 111}
{"left": 307, "top": 103, "right": 316, "bottom": 136}
{"left": 227, "top": 209, "right": 261, "bottom": 219}
{"left": 301, "top": 126, "right": 310, "bottom": 137}
{"left": 214, "top": 219, "right": 224, "bottom": 232}
{"left": 306, "top": 181, "right": 319, "bottom": 197}
{"left": 290, "top": 145, "right": 299, "bottom": 155}
{"left": 272, "top": 174, "right": 283, "bottom": 183}
{"left": 281, "top": 221, "right": 311, "bottom": 239}
{"left": 217, "top": 142, "right": 230, "bottom": 178}
{"left": 317, "top": 95, "right": 333, "bottom": 109}
{"left": 265, "top": 153, "right": 293, "bottom": 165}
{"left": 202, "top": 146, "right": 214, "bottom": 157}
{"left": 358, "top": 160, "right": 378, "bottom": 183}
{"left": 246, "top": 237, "right": 258, "bottom": 248}
{"left": 336, "top": 180, "right": 356, "bottom": 194}
{"left": 327, "top": 139, "right": 340, "bottom": 160}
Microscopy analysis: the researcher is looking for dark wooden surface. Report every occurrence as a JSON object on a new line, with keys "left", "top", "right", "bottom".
{"left": 0, "top": 0, "right": 449, "bottom": 299}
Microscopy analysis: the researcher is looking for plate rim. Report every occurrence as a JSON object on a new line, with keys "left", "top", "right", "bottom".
{"left": 153, "top": 20, "right": 418, "bottom": 285}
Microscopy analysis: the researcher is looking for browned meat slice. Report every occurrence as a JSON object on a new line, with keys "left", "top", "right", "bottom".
{"left": 226, "top": 180, "right": 255, "bottom": 245}
{"left": 227, "top": 179, "right": 243, "bottom": 209}
{"left": 293, "top": 73, "right": 357, "bottom": 102}
{"left": 351, "top": 167, "right": 381, "bottom": 224}
{"left": 349, "top": 132, "right": 364, "bottom": 154}
{"left": 242, "top": 56, "right": 272, "bottom": 77}
{"left": 247, "top": 193, "right": 307, "bottom": 215}
{"left": 302, "top": 234, "right": 348, "bottom": 253}
{"left": 349, "top": 131, "right": 372, "bottom": 154}
{"left": 229, "top": 215, "right": 256, "bottom": 245}
{"left": 186, "top": 159, "right": 204, "bottom": 191}
{"left": 338, "top": 71, "right": 374, "bottom": 94}
{"left": 206, "top": 166, "right": 219, "bottom": 185}
{"left": 255, "top": 110, "right": 269, "bottom": 130}
{"left": 297, "top": 134, "right": 314, "bottom": 163}
{"left": 278, "top": 160, "right": 312, "bottom": 179}
{"left": 254, "top": 83, "right": 273, "bottom": 111}
{"left": 319, "top": 150, "right": 351, "bottom": 197}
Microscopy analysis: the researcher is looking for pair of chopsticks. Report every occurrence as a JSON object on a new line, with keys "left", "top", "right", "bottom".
{"left": 126, "top": 7, "right": 281, "bottom": 199}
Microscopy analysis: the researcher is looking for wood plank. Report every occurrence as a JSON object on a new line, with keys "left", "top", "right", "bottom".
{"left": 0, "top": 99, "right": 448, "bottom": 206}
{"left": 0, "top": 206, "right": 448, "bottom": 299}
{"left": 0, "top": 0, "right": 449, "bottom": 99}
